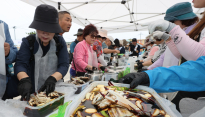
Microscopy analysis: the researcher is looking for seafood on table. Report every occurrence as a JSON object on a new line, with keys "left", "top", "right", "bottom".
{"left": 28, "top": 91, "right": 63, "bottom": 107}
{"left": 70, "top": 83, "right": 171, "bottom": 117}
{"left": 68, "top": 77, "right": 89, "bottom": 85}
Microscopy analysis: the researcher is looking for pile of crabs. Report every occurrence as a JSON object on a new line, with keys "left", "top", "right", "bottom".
{"left": 71, "top": 81, "right": 171, "bottom": 117}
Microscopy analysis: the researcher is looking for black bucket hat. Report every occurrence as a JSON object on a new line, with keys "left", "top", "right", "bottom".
{"left": 29, "top": 4, "right": 63, "bottom": 33}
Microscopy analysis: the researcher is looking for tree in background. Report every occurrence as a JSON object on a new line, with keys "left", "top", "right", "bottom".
{"left": 26, "top": 31, "right": 36, "bottom": 35}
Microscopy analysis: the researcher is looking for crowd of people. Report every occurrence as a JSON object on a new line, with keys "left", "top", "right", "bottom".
{"left": 1, "top": 0, "right": 205, "bottom": 116}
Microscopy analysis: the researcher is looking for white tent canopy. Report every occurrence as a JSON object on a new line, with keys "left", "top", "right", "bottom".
{"left": 21, "top": 0, "right": 204, "bottom": 33}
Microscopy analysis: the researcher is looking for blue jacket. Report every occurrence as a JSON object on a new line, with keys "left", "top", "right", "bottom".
{"left": 0, "top": 20, "right": 18, "bottom": 83}
{"left": 0, "top": 20, "right": 18, "bottom": 65}
{"left": 14, "top": 35, "right": 69, "bottom": 92}
{"left": 145, "top": 56, "right": 205, "bottom": 93}
{"left": 70, "top": 39, "right": 78, "bottom": 53}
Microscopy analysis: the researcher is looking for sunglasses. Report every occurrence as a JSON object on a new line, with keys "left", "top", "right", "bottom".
{"left": 90, "top": 34, "right": 98, "bottom": 39}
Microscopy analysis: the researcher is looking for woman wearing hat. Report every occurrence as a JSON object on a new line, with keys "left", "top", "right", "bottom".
{"left": 137, "top": 2, "right": 199, "bottom": 71}
{"left": 148, "top": 2, "right": 205, "bottom": 65}
{"left": 148, "top": 2, "right": 198, "bottom": 70}
{"left": 14, "top": 4, "right": 69, "bottom": 101}
{"left": 70, "top": 24, "right": 104, "bottom": 77}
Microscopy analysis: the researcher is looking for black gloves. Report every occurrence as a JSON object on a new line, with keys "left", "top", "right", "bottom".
{"left": 39, "top": 76, "right": 57, "bottom": 96}
{"left": 107, "top": 62, "right": 112, "bottom": 66}
{"left": 137, "top": 61, "right": 144, "bottom": 70}
{"left": 18, "top": 77, "right": 32, "bottom": 101}
{"left": 119, "top": 72, "right": 150, "bottom": 89}
{"left": 138, "top": 68, "right": 148, "bottom": 72}
{"left": 85, "top": 67, "right": 97, "bottom": 74}
{"left": 136, "top": 60, "right": 140, "bottom": 63}
{"left": 100, "top": 66, "right": 106, "bottom": 71}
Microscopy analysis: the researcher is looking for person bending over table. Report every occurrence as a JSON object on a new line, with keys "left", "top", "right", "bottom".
{"left": 14, "top": 4, "right": 69, "bottom": 101}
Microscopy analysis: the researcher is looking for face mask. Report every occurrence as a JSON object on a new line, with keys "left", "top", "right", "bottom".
{"left": 147, "top": 46, "right": 151, "bottom": 50}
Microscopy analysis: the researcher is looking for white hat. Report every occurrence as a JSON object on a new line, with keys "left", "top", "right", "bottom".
{"left": 98, "top": 29, "right": 107, "bottom": 38}
{"left": 119, "top": 40, "right": 123, "bottom": 45}
{"left": 107, "top": 36, "right": 115, "bottom": 45}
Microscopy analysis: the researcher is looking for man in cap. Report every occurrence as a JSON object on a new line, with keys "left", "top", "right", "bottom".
{"left": 69, "top": 28, "right": 84, "bottom": 64}
{"left": 58, "top": 11, "right": 72, "bottom": 35}
{"left": 129, "top": 38, "right": 140, "bottom": 57}
{"left": 70, "top": 28, "right": 83, "bottom": 54}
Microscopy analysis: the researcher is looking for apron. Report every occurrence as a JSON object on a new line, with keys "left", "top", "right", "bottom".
{"left": 87, "top": 44, "right": 98, "bottom": 68}
{"left": 0, "top": 23, "right": 6, "bottom": 98}
{"left": 34, "top": 35, "right": 58, "bottom": 92}
{"left": 98, "top": 55, "right": 107, "bottom": 66}
{"left": 163, "top": 47, "right": 179, "bottom": 67}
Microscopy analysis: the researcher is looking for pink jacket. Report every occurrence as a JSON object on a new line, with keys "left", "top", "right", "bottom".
{"left": 71, "top": 40, "right": 99, "bottom": 73}
{"left": 166, "top": 25, "right": 205, "bottom": 61}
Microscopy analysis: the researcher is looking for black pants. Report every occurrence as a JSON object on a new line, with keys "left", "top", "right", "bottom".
{"left": 2, "top": 76, "right": 19, "bottom": 100}
{"left": 171, "top": 91, "right": 205, "bottom": 112}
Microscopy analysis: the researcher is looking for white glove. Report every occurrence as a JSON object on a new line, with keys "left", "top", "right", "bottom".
{"left": 153, "top": 31, "right": 170, "bottom": 41}
{"left": 148, "top": 19, "right": 176, "bottom": 34}
{"left": 146, "top": 34, "right": 153, "bottom": 39}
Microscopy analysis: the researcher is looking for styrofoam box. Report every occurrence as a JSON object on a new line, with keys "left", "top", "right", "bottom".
{"left": 65, "top": 81, "right": 181, "bottom": 117}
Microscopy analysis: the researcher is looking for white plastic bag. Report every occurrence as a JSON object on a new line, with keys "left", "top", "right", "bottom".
{"left": 0, "top": 99, "right": 27, "bottom": 117}
{"left": 55, "top": 82, "right": 77, "bottom": 103}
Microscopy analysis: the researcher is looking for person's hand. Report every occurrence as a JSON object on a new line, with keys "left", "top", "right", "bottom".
{"left": 136, "top": 60, "right": 140, "bottom": 64}
{"left": 39, "top": 76, "right": 57, "bottom": 96}
{"left": 107, "top": 62, "right": 112, "bottom": 66}
{"left": 118, "top": 73, "right": 137, "bottom": 84}
{"left": 148, "top": 19, "right": 175, "bottom": 34}
{"left": 137, "top": 62, "right": 143, "bottom": 70}
{"left": 100, "top": 66, "right": 106, "bottom": 71}
{"left": 115, "top": 50, "right": 120, "bottom": 54}
{"left": 85, "top": 66, "right": 97, "bottom": 74}
{"left": 130, "top": 72, "right": 150, "bottom": 89}
{"left": 152, "top": 31, "right": 170, "bottom": 41}
{"left": 4, "top": 42, "right": 10, "bottom": 56}
{"left": 118, "top": 72, "right": 150, "bottom": 88}
{"left": 18, "top": 77, "right": 32, "bottom": 101}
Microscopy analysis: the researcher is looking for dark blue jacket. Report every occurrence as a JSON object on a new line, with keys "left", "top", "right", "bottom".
{"left": 120, "top": 46, "right": 125, "bottom": 54}
{"left": 14, "top": 35, "right": 69, "bottom": 92}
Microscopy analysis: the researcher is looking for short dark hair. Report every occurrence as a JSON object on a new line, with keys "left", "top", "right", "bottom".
{"left": 58, "top": 11, "right": 70, "bottom": 20}
{"left": 83, "top": 24, "right": 98, "bottom": 39}
{"left": 181, "top": 17, "right": 199, "bottom": 27}
{"left": 170, "top": 17, "right": 199, "bottom": 27}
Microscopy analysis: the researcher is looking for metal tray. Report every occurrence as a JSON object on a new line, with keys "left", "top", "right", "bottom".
{"left": 65, "top": 81, "right": 181, "bottom": 117}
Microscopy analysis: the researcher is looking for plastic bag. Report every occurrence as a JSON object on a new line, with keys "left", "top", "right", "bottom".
{"left": 123, "top": 67, "right": 130, "bottom": 76}
{"left": 159, "top": 97, "right": 182, "bottom": 117}
{"left": 0, "top": 99, "right": 27, "bottom": 117}
{"left": 55, "top": 82, "right": 77, "bottom": 103}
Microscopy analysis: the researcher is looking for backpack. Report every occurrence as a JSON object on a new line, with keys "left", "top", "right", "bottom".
{"left": 68, "top": 39, "right": 79, "bottom": 64}
{"left": 26, "top": 34, "right": 62, "bottom": 63}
